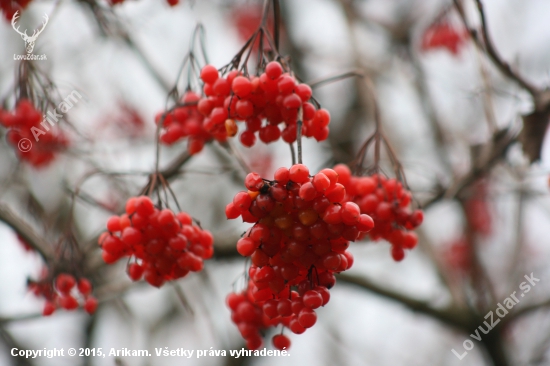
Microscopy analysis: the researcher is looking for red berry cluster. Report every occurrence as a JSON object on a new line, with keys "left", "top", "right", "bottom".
{"left": 444, "top": 237, "right": 471, "bottom": 274}
{"left": 225, "top": 164, "right": 374, "bottom": 349}
{"left": 156, "top": 91, "right": 214, "bottom": 155}
{"left": 98, "top": 101, "right": 146, "bottom": 139}
{"left": 28, "top": 272, "right": 97, "bottom": 316}
{"left": 231, "top": 5, "right": 274, "bottom": 42}
{"left": 0, "top": 99, "right": 69, "bottom": 167}
{"left": 98, "top": 196, "right": 214, "bottom": 288}
{"left": 1, "top": 0, "right": 32, "bottom": 21}
{"left": 334, "top": 164, "right": 423, "bottom": 261}
{"left": 198, "top": 62, "right": 330, "bottom": 148}
{"left": 421, "top": 22, "right": 469, "bottom": 55}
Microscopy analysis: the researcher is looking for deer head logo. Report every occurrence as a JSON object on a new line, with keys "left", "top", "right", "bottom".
{"left": 11, "top": 11, "right": 49, "bottom": 54}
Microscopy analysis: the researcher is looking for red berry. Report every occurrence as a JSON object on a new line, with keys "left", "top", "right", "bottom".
{"left": 226, "top": 293, "right": 246, "bottom": 311}
{"left": 302, "top": 290, "right": 323, "bottom": 309}
{"left": 403, "top": 232, "right": 418, "bottom": 249}
{"left": 298, "top": 308, "right": 317, "bottom": 328}
{"left": 225, "top": 203, "right": 241, "bottom": 219}
{"left": 84, "top": 297, "right": 98, "bottom": 314}
{"left": 233, "top": 191, "right": 252, "bottom": 212}
{"left": 289, "top": 317, "right": 305, "bottom": 334}
{"left": 232, "top": 76, "right": 253, "bottom": 98}
{"left": 298, "top": 182, "right": 317, "bottom": 201}
{"left": 283, "top": 94, "right": 302, "bottom": 109}
{"left": 314, "top": 109, "right": 331, "bottom": 127}
{"left": 278, "top": 76, "right": 295, "bottom": 95}
{"left": 125, "top": 197, "right": 138, "bottom": 215}
{"left": 312, "top": 173, "right": 330, "bottom": 192}
{"left": 274, "top": 167, "right": 290, "bottom": 184}
{"left": 77, "top": 278, "right": 92, "bottom": 296}
{"left": 236, "top": 237, "right": 257, "bottom": 257}
{"left": 236, "top": 99, "right": 254, "bottom": 118}
{"left": 158, "top": 209, "right": 176, "bottom": 226}
{"left": 265, "top": 61, "right": 283, "bottom": 80}
{"left": 245, "top": 173, "right": 264, "bottom": 191}
{"left": 391, "top": 246, "right": 405, "bottom": 261}
{"left": 289, "top": 164, "right": 309, "bottom": 183}
{"left": 106, "top": 216, "right": 121, "bottom": 232}
{"left": 59, "top": 295, "right": 79, "bottom": 310}
{"left": 319, "top": 169, "right": 338, "bottom": 186}
{"left": 263, "top": 299, "right": 279, "bottom": 319}
{"left": 272, "top": 334, "right": 291, "bottom": 350}
{"left": 240, "top": 130, "right": 256, "bottom": 147}
{"left": 43, "top": 302, "right": 56, "bottom": 316}
{"left": 296, "top": 84, "right": 312, "bottom": 102}
{"left": 213, "top": 78, "right": 231, "bottom": 96}
{"left": 325, "top": 183, "right": 346, "bottom": 203}
{"left": 314, "top": 286, "right": 331, "bottom": 305}
{"left": 200, "top": 65, "right": 219, "bottom": 84}
{"left": 128, "top": 263, "right": 144, "bottom": 281}
{"left": 341, "top": 202, "right": 361, "bottom": 225}
{"left": 333, "top": 164, "right": 351, "bottom": 186}
{"left": 356, "top": 214, "right": 374, "bottom": 231}
{"left": 322, "top": 204, "right": 342, "bottom": 225}
{"left": 144, "top": 269, "right": 164, "bottom": 288}
{"left": 121, "top": 227, "right": 142, "bottom": 246}
{"left": 56, "top": 274, "right": 76, "bottom": 294}
{"left": 136, "top": 196, "right": 155, "bottom": 216}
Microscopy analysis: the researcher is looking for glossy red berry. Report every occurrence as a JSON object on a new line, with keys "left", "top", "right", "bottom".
{"left": 200, "top": 65, "right": 219, "bottom": 84}
{"left": 77, "top": 279, "right": 92, "bottom": 296}
{"left": 289, "top": 164, "right": 309, "bottom": 183}
{"left": 56, "top": 274, "right": 76, "bottom": 294}
{"left": 128, "top": 263, "right": 144, "bottom": 281}
{"left": 245, "top": 173, "right": 264, "bottom": 191}
{"left": 272, "top": 334, "right": 291, "bottom": 350}
{"left": 43, "top": 302, "right": 56, "bottom": 316}
{"left": 84, "top": 297, "right": 98, "bottom": 314}
{"left": 298, "top": 308, "right": 317, "bottom": 328}
{"left": 302, "top": 290, "right": 323, "bottom": 309}
{"left": 232, "top": 76, "right": 253, "bottom": 98}
{"left": 265, "top": 61, "right": 283, "bottom": 80}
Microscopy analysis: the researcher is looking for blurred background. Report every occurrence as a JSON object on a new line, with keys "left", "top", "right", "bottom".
{"left": 0, "top": 0, "right": 550, "bottom": 365}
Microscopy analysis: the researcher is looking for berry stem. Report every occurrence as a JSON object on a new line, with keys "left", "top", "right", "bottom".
{"left": 171, "top": 282, "right": 195, "bottom": 315}
{"left": 289, "top": 143, "right": 296, "bottom": 166}
{"left": 241, "top": 29, "right": 262, "bottom": 75}
{"left": 297, "top": 106, "right": 304, "bottom": 164}
{"left": 308, "top": 70, "right": 364, "bottom": 89}
{"left": 260, "top": 0, "right": 272, "bottom": 28}
{"left": 272, "top": 0, "right": 280, "bottom": 51}
{"left": 221, "top": 140, "right": 252, "bottom": 174}
{"left": 158, "top": 174, "right": 182, "bottom": 212}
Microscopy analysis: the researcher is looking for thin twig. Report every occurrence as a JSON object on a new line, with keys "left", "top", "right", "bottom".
{"left": 453, "top": 0, "right": 544, "bottom": 109}
{"left": 296, "top": 106, "right": 303, "bottom": 164}
{"left": 0, "top": 203, "right": 53, "bottom": 261}
{"left": 308, "top": 70, "right": 364, "bottom": 89}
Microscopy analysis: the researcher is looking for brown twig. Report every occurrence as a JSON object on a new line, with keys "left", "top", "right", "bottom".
{"left": 337, "top": 273, "right": 476, "bottom": 330}
{"left": 296, "top": 106, "right": 304, "bottom": 164}
{"left": 0, "top": 203, "right": 53, "bottom": 261}
{"left": 453, "top": 0, "right": 549, "bottom": 111}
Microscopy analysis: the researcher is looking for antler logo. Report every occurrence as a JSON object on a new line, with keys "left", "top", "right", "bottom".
{"left": 11, "top": 11, "right": 49, "bottom": 54}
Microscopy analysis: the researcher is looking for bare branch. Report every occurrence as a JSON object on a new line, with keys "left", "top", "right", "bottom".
{"left": 0, "top": 203, "right": 53, "bottom": 261}
{"left": 454, "top": 0, "right": 550, "bottom": 111}
{"left": 336, "top": 273, "right": 476, "bottom": 330}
